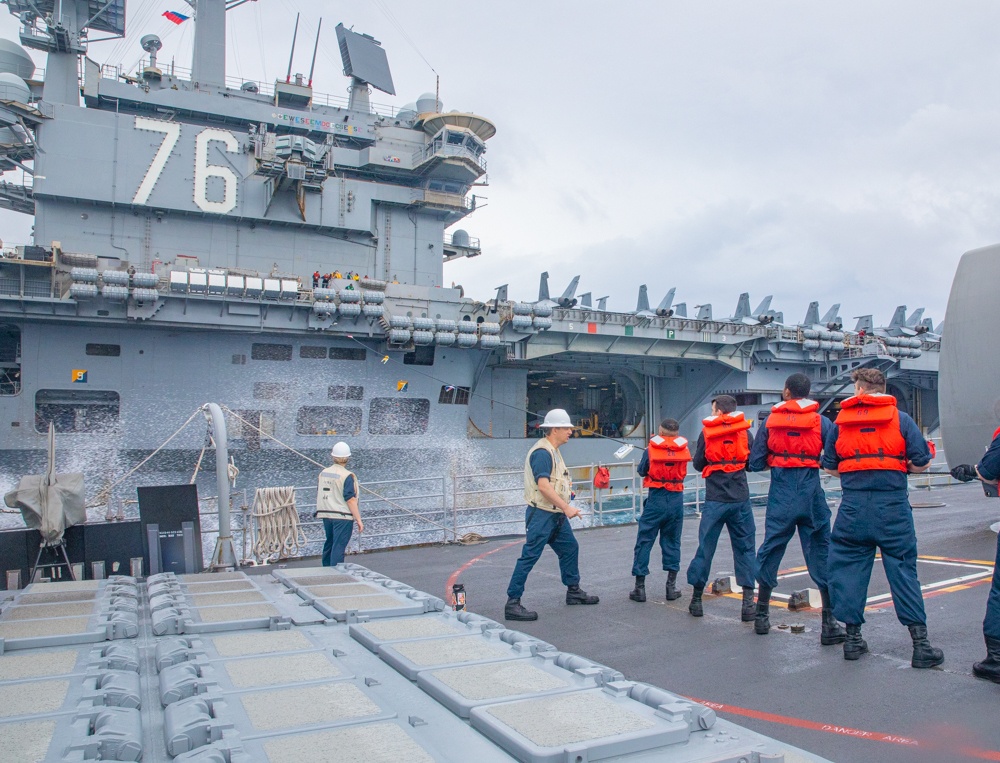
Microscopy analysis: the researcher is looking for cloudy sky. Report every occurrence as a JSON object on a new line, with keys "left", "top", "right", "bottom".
{"left": 3, "top": 1, "right": 1000, "bottom": 326}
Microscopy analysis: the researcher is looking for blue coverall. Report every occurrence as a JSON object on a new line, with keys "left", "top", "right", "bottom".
{"left": 749, "top": 417, "right": 834, "bottom": 593}
{"left": 631, "top": 450, "right": 684, "bottom": 576}
{"left": 507, "top": 450, "right": 581, "bottom": 599}
{"left": 822, "top": 412, "right": 931, "bottom": 626}
{"left": 321, "top": 474, "right": 357, "bottom": 567}
{"left": 977, "top": 432, "right": 1000, "bottom": 640}
{"left": 686, "top": 431, "right": 757, "bottom": 589}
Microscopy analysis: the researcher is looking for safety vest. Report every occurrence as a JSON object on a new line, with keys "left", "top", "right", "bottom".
{"left": 644, "top": 435, "right": 691, "bottom": 491}
{"left": 316, "top": 463, "right": 356, "bottom": 519}
{"left": 765, "top": 398, "right": 823, "bottom": 468}
{"left": 523, "top": 437, "right": 572, "bottom": 513}
{"left": 702, "top": 413, "right": 752, "bottom": 477}
{"left": 834, "top": 393, "right": 907, "bottom": 473}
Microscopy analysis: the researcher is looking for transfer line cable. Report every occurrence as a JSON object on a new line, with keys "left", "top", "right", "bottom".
{"left": 90, "top": 408, "right": 205, "bottom": 508}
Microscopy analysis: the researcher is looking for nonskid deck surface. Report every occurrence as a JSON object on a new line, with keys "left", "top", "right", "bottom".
{"left": 0, "top": 563, "right": 826, "bottom": 761}
{"left": 342, "top": 482, "right": 1000, "bottom": 763}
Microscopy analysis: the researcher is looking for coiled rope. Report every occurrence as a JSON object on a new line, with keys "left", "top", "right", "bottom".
{"left": 251, "top": 486, "right": 306, "bottom": 562}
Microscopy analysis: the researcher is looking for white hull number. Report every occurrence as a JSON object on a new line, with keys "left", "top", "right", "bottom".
{"left": 132, "top": 117, "right": 239, "bottom": 214}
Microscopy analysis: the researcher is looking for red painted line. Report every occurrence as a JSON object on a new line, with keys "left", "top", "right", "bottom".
{"left": 687, "top": 697, "right": 1000, "bottom": 761}
{"left": 445, "top": 539, "right": 522, "bottom": 604}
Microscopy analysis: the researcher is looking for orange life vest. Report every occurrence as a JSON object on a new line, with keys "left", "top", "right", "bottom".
{"left": 644, "top": 435, "right": 691, "bottom": 491}
{"left": 765, "top": 398, "right": 823, "bottom": 468}
{"left": 702, "top": 413, "right": 752, "bottom": 477}
{"left": 834, "top": 393, "right": 907, "bottom": 473}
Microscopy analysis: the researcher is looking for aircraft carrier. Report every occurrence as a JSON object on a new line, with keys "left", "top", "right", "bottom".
{"left": 0, "top": 0, "right": 942, "bottom": 508}
{"left": 0, "top": 2, "right": 996, "bottom": 762}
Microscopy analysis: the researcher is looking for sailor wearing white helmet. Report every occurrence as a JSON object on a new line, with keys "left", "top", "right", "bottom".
{"left": 505, "top": 409, "right": 600, "bottom": 621}
{"left": 316, "top": 441, "right": 364, "bottom": 566}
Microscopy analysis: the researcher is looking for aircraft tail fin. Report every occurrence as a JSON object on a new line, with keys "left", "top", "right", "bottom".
{"left": 734, "top": 293, "right": 751, "bottom": 320}
{"left": 803, "top": 301, "right": 820, "bottom": 325}
{"left": 820, "top": 303, "right": 841, "bottom": 324}
{"left": 538, "top": 272, "right": 550, "bottom": 303}
{"left": 636, "top": 285, "right": 650, "bottom": 313}
{"left": 888, "top": 305, "right": 907, "bottom": 327}
{"left": 559, "top": 275, "right": 581, "bottom": 303}
{"left": 697, "top": 304, "right": 713, "bottom": 320}
{"left": 752, "top": 295, "right": 772, "bottom": 317}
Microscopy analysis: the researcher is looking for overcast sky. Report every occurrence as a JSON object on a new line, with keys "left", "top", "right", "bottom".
{"left": 3, "top": 1, "right": 1000, "bottom": 327}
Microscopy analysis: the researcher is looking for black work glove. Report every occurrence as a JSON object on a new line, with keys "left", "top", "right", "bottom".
{"left": 950, "top": 464, "right": 978, "bottom": 482}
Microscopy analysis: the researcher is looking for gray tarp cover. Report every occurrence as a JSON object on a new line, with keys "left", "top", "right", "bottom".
{"left": 3, "top": 424, "right": 86, "bottom": 543}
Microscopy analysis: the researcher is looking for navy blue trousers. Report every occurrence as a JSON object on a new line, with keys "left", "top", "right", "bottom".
{"left": 322, "top": 518, "right": 354, "bottom": 567}
{"left": 755, "top": 469, "right": 831, "bottom": 591}
{"left": 984, "top": 532, "right": 1000, "bottom": 640}
{"left": 686, "top": 499, "right": 757, "bottom": 589}
{"left": 507, "top": 506, "right": 581, "bottom": 599}
{"left": 631, "top": 489, "right": 684, "bottom": 576}
{"left": 828, "top": 489, "right": 926, "bottom": 627}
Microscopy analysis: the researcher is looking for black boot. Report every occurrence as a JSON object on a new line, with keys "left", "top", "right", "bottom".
{"left": 754, "top": 602, "right": 770, "bottom": 635}
{"left": 821, "top": 609, "right": 847, "bottom": 646}
{"left": 973, "top": 635, "right": 1000, "bottom": 683}
{"left": 505, "top": 597, "right": 538, "bottom": 621}
{"left": 741, "top": 587, "right": 756, "bottom": 622}
{"left": 629, "top": 576, "right": 646, "bottom": 603}
{"left": 689, "top": 585, "right": 704, "bottom": 617}
{"left": 665, "top": 570, "right": 682, "bottom": 601}
{"left": 908, "top": 624, "right": 944, "bottom": 669}
{"left": 844, "top": 624, "right": 868, "bottom": 660}
{"left": 566, "top": 585, "right": 599, "bottom": 605}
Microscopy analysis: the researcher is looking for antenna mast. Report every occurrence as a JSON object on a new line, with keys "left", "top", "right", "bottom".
{"left": 307, "top": 18, "right": 322, "bottom": 87}
{"left": 285, "top": 13, "right": 300, "bottom": 83}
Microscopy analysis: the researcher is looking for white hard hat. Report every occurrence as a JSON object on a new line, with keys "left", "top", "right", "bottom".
{"left": 539, "top": 409, "right": 574, "bottom": 428}
{"left": 331, "top": 442, "right": 351, "bottom": 458}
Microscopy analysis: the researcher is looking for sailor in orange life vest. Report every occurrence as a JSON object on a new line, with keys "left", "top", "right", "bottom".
{"left": 822, "top": 368, "right": 942, "bottom": 667}
{"left": 629, "top": 418, "right": 691, "bottom": 603}
{"left": 686, "top": 395, "right": 758, "bottom": 620}
{"left": 748, "top": 373, "right": 846, "bottom": 645}
{"left": 949, "top": 426, "right": 1000, "bottom": 682}
{"left": 505, "top": 409, "right": 600, "bottom": 621}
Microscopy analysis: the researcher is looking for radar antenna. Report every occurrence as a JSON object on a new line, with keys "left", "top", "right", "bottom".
{"left": 336, "top": 22, "right": 396, "bottom": 113}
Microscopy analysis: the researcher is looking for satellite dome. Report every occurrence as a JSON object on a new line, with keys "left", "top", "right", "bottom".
{"left": 240, "top": 81, "right": 259, "bottom": 93}
{"left": 416, "top": 92, "right": 442, "bottom": 114}
{"left": 396, "top": 103, "right": 417, "bottom": 122}
{"left": 0, "top": 40, "right": 34, "bottom": 80}
{"left": 0, "top": 73, "right": 30, "bottom": 104}
{"left": 451, "top": 229, "right": 470, "bottom": 247}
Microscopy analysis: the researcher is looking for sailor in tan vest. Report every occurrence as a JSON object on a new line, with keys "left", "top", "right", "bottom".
{"left": 316, "top": 441, "right": 363, "bottom": 566}
{"left": 505, "top": 409, "right": 599, "bottom": 621}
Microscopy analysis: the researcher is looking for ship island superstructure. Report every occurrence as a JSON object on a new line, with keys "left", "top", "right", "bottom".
{"left": 0, "top": 0, "right": 941, "bottom": 491}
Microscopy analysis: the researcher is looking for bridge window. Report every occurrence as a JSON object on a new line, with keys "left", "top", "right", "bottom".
{"left": 251, "top": 343, "right": 293, "bottom": 361}
{"left": 35, "top": 389, "right": 119, "bottom": 433}
{"left": 297, "top": 406, "right": 362, "bottom": 435}
{"left": 328, "top": 385, "right": 364, "bottom": 401}
{"left": 438, "top": 386, "right": 470, "bottom": 405}
{"left": 299, "top": 345, "right": 328, "bottom": 359}
{"left": 403, "top": 346, "right": 434, "bottom": 366}
{"left": 369, "top": 398, "right": 430, "bottom": 435}
{"left": 86, "top": 343, "right": 121, "bottom": 357}
{"left": 329, "top": 347, "right": 366, "bottom": 361}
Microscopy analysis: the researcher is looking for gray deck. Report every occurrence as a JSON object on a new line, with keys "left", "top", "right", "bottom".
{"left": 344, "top": 482, "right": 1000, "bottom": 763}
